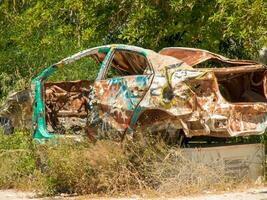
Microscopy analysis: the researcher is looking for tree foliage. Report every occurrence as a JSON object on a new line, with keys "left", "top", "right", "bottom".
{"left": 0, "top": 0, "right": 266, "bottom": 98}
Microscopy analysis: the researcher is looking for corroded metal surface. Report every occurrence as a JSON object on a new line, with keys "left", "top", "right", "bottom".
{"left": 0, "top": 89, "right": 32, "bottom": 133}
{"left": 44, "top": 80, "right": 91, "bottom": 133}
{"left": 5, "top": 44, "right": 267, "bottom": 140}
{"left": 182, "top": 143, "right": 265, "bottom": 181}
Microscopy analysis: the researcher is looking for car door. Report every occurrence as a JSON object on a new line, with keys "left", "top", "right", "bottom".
{"left": 93, "top": 48, "right": 153, "bottom": 132}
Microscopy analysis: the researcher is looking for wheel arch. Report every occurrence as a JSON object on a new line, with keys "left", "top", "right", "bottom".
{"left": 129, "top": 108, "right": 179, "bottom": 132}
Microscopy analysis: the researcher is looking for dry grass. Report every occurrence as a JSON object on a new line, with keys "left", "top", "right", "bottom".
{"left": 149, "top": 149, "right": 237, "bottom": 195}
{"left": 0, "top": 131, "right": 255, "bottom": 197}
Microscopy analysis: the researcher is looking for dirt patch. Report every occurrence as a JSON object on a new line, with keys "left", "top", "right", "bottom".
{"left": 0, "top": 190, "right": 35, "bottom": 200}
{"left": 2, "top": 187, "right": 267, "bottom": 200}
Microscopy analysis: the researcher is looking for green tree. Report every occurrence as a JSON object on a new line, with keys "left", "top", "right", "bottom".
{"left": 0, "top": 0, "right": 266, "bottom": 98}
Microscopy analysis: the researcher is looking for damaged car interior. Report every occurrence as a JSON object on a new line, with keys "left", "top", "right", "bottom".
{"left": 160, "top": 47, "right": 267, "bottom": 103}
{"left": 43, "top": 53, "right": 104, "bottom": 134}
{"left": 43, "top": 48, "right": 152, "bottom": 135}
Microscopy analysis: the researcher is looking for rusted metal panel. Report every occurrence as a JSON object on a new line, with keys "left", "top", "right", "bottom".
{"left": 0, "top": 89, "right": 32, "bottom": 134}
{"left": 181, "top": 143, "right": 265, "bottom": 181}
{"left": 92, "top": 75, "right": 153, "bottom": 132}
{"left": 44, "top": 80, "right": 91, "bottom": 133}
{"left": 159, "top": 47, "right": 259, "bottom": 66}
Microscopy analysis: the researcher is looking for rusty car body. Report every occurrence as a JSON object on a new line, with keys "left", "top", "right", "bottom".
{"left": 1, "top": 44, "right": 267, "bottom": 141}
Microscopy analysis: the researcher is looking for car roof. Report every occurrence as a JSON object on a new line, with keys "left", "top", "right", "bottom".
{"left": 159, "top": 47, "right": 261, "bottom": 66}
{"left": 55, "top": 44, "right": 190, "bottom": 72}
{"left": 160, "top": 47, "right": 266, "bottom": 74}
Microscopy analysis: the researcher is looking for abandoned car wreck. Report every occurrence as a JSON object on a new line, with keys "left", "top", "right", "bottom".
{"left": 1, "top": 44, "right": 267, "bottom": 142}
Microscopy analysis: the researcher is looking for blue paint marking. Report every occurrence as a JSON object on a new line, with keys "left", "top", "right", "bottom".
{"left": 106, "top": 76, "right": 148, "bottom": 113}
{"left": 129, "top": 105, "right": 142, "bottom": 129}
{"left": 97, "top": 49, "right": 113, "bottom": 80}
{"left": 107, "top": 78, "right": 135, "bottom": 111}
{"left": 124, "top": 92, "right": 135, "bottom": 110}
{"left": 121, "top": 83, "right": 135, "bottom": 110}
{"left": 129, "top": 94, "right": 138, "bottom": 105}
{"left": 107, "top": 77, "right": 123, "bottom": 85}
{"left": 121, "top": 84, "right": 128, "bottom": 96}
{"left": 135, "top": 76, "right": 148, "bottom": 87}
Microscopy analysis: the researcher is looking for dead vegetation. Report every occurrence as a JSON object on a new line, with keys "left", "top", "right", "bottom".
{"left": 0, "top": 130, "right": 254, "bottom": 197}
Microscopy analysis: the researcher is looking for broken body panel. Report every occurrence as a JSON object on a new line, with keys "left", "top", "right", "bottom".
{"left": 7, "top": 44, "right": 267, "bottom": 140}
{"left": 0, "top": 89, "right": 32, "bottom": 134}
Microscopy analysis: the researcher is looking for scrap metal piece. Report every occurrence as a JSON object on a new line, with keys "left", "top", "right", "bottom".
{"left": 182, "top": 143, "right": 265, "bottom": 182}
{"left": 0, "top": 89, "right": 32, "bottom": 134}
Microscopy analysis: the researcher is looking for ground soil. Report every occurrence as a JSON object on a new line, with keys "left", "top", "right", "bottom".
{"left": 1, "top": 187, "right": 267, "bottom": 200}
